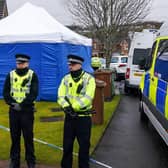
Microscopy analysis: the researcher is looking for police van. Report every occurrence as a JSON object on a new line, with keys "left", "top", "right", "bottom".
{"left": 125, "top": 29, "right": 157, "bottom": 93}
{"left": 139, "top": 24, "right": 168, "bottom": 145}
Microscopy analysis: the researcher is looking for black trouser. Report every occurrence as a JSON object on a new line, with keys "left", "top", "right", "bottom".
{"left": 9, "top": 108, "right": 35, "bottom": 168}
{"left": 61, "top": 115, "right": 91, "bottom": 168}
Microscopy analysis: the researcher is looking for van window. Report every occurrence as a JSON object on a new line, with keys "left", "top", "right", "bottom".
{"left": 158, "top": 39, "right": 168, "bottom": 56}
{"left": 155, "top": 40, "right": 168, "bottom": 81}
{"left": 145, "top": 41, "right": 156, "bottom": 70}
{"left": 132, "top": 48, "right": 151, "bottom": 65}
{"left": 121, "top": 57, "right": 128, "bottom": 63}
{"left": 111, "top": 57, "right": 119, "bottom": 63}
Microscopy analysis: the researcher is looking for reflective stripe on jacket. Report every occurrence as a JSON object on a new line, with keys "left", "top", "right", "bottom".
{"left": 57, "top": 71, "right": 96, "bottom": 115}
{"left": 10, "top": 69, "right": 33, "bottom": 103}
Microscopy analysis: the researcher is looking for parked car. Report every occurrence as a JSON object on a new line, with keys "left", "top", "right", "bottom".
{"left": 110, "top": 55, "right": 128, "bottom": 80}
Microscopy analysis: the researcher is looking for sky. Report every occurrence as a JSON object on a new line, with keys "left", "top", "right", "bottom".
{"left": 146, "top": 0, "right": 168, "bottom": 22}
{"left": 6, "top": 0, "right": 74, "bottom": 25}
{"left": 6, "top": 0, "right": 168, "bottom": 25}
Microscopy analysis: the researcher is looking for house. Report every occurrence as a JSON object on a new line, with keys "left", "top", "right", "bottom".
{"left": 92, "top": 38, "right": 104, "bottom": 57}
{"left": 0, "top": 0, "right": 8, "bottom": 19}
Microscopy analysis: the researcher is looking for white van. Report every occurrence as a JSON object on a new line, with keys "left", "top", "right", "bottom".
{"left": 124, "top": 29, "right": 157, "bottom": 93}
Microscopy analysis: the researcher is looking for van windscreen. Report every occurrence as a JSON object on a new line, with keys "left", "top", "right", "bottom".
{"left": 133, "top": 48, "right": 151, "bottom": 65}
{"left": 111, "top": 57, "right": 119, "bottom": 63}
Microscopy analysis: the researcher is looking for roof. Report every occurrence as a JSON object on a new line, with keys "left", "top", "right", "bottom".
{"left": 0, "top": 2, "right": 91, "bottom": 45}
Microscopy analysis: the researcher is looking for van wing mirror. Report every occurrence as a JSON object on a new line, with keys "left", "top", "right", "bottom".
{"left": 144, "top": 64, "right": 150, "bottom": 71}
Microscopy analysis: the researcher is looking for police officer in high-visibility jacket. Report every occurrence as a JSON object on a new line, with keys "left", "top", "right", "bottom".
{"left": 91, "top": 56, "right": 101, "bottom": 71}
{"left": 3, "top": 54, "right": 38, "bottom": 168}
{"left": 58, "top": 54, "right": 96, "bottom": 168}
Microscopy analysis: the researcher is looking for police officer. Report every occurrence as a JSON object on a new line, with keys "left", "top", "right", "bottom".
{"left": 3, "top": 54, "right": 39, "bottom": 168}
{"left": 91, "top": 56, "right": 101, "bottom": 71}
{"left": 58, "top": 54, "right": 96, "bottom": 168}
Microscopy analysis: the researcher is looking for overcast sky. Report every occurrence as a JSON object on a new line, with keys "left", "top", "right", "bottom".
{"left": 6, "top": 0, "right": 168, "bottom": 25}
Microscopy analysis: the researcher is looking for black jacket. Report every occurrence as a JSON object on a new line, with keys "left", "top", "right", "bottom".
{"left": 3, "top": 68, "right": 39, "bottom": 109}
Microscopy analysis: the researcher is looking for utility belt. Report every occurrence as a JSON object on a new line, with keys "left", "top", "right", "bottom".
{"left": 77, "top": 110, "right": 96, "bottom": 115}
{"left": 65, "top": 109, "right": 96, "bottom": 118}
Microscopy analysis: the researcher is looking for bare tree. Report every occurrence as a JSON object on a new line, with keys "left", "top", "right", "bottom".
{"left": 68, "top": 0, "right": 152, "bottom": 67}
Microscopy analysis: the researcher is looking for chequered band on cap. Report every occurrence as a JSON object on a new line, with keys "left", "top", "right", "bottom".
{"left": 68, "top": 58, "right": 83, "bottom": 64}
{"left": 15, "top": 54, "right": 30, "bottom": 63}
{"left": 16, "top": 57, "right": 29, "bottom": 62}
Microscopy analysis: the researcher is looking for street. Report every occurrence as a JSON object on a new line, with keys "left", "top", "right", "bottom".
{"left": 91, "top": 81, "right": 168, "bottom": 168}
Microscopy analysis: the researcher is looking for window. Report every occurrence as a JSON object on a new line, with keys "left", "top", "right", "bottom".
{"left": 154, "top": 40, "right": 168, "bottom": 81}
{"left": 145, "top": 41, "right": 156, "bottom": 70}
{"left": 93, "top": 43, "right": 97, "bottom": 49}
{"left": 121, "top": 57, "right": 128, "bottom": 63}
{"left": 133, "top": 48, "right": 151, "bottom": 65}
{"left": 157, "top": 39, "right": 168, "bottom": 55}
{"left": 111, "top": 57, "right": 119, "bottom": 63}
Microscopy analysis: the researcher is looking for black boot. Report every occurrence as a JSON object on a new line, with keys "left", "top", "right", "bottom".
{"left": 27, "top": 163, "right": 35, "bottom": 168}
{"left": 9, "top": 160, "right": 20, "bottom": 168}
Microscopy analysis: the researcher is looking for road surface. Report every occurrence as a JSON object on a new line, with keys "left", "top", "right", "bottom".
{"left": 91, "top": 93, "right": 168, "bottom": 168}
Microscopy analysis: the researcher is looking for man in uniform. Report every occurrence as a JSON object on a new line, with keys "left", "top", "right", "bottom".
{"left": 58, "top": 54, "right": 96, "bottom": 168}
{"left": 91, "top": 56, "right": 101, "bottom": 71}
{"left": 3, "top": 54, "right": 39, "bottom": 168}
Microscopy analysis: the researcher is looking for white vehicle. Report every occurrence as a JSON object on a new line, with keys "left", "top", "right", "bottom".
{"left": 124, "top": 29, "right": 157, "bottom": 93}
{"left": 100, "top": 57, "right": 106, "bottom": 69}
{"left": 110, "top": 55, "right": 128, "bottom": 80}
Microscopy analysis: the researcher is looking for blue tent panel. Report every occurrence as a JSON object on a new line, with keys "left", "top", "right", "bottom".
{"left": 0, "top": 43, "right": 92, "bottom": 101}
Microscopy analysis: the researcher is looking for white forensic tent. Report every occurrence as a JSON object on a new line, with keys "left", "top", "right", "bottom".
{"left": 0, "top": 2, "right": 92, "bottom": 101}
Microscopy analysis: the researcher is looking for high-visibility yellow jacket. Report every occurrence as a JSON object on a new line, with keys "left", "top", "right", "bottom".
{"left": 10, "top": 69, "right": 33, "bottom": 103}
{"left": 91, "top": 57, "right": 101, "bottom": 68}
{"left": 57, "top": 71, "right": 96, "bottom": 116}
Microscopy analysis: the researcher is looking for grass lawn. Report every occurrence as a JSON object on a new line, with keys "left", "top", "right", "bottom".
{"left": 0, "top": 95, "right": 120, "bottom": 167}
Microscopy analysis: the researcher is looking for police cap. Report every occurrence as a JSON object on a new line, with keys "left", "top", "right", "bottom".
{"left": 15, "top": 54, "right": 30, "bottom": 64}
{"left": 67, "top": 54, "right": 84, "bottom": 65}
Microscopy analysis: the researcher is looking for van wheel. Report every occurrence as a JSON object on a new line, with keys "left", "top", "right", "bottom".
{"left": 139, "top": 101, "right": 148, "bottom": 122}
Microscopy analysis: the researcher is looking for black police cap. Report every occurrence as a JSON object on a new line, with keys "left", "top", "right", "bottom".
{"left": 67, "top": 54, "right": 84, "bottom": 64}
{"left": 15, "top": 54, "right": 30, "bottom": 63}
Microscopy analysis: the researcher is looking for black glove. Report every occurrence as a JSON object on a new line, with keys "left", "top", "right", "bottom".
{"left": 11, "top": 103, "right": 21, "bottom": 111}
{"left": 64, "top": 106, "right": 74, "bottom": 114}
{"left": 63, "top": 106, "right": 78, "bottom": 117}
